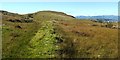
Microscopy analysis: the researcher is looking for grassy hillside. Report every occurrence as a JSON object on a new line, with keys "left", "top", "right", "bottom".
{"left": 1, "top": 10, "right": 118, "bottom": 58}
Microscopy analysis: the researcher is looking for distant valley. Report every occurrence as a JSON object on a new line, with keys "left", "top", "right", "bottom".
{"left": 76, "top": 15, "right": 118, "bottom": 22}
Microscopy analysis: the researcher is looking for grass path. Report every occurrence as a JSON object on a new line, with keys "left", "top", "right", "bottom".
{"left": 27, "top": 21, "right": 60, "bottom": 58}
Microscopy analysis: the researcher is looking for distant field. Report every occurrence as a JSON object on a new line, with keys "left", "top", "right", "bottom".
{"left": 1, "top": 10, "right": 118, "bottom": 58}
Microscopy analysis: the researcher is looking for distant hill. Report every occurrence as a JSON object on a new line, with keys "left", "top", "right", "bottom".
{"left": 0, "top": 10, "right": 21, "bottom": 16}
{"left": 34, "top": 10, "right": 75, "bottom": 18}
{"left": 76, "top": 15, "right": 118, "bottom": 22}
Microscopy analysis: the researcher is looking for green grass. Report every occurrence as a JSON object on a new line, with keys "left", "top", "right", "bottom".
{"left": 27, "top": 21, "right": 60, "bottom": 58}
{"left": 2, "top": 21, "right": 42, "bottom": 58}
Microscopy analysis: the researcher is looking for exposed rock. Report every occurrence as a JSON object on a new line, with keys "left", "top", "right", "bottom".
{"left": 72, "top": 31, "right": 90, "bottom": 37}
{"left": 15, "top": 25, "right": 22, "bottom": 29}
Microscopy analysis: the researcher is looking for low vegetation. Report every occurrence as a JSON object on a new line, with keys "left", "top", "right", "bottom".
{"left": 1, "top": 10, "right": 118, "bottom": 58}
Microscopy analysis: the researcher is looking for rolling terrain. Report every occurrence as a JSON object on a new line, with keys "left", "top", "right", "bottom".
{"left": 76, "top": 15, "right": 118, "bottom": 22}
{"left": 1, "top": 10, "right": 119, "bottom": 58}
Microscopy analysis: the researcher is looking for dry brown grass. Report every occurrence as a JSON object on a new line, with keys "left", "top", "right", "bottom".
{"left": 54, "top": 19, "right": 118, "bottom": 58}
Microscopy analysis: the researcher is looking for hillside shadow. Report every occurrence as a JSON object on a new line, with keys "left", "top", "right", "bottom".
{"left": 57, "top": 36, "right": 77, "bottom": 58}
{"left": 54, "top": 27, "right": 77, "bottom": 58}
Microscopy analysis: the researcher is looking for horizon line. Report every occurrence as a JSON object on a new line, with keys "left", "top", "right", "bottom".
{"left": 1, "top": 10, "right": 118, "bottom": 16}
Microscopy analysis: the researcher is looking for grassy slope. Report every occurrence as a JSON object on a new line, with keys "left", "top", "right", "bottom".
{"left": 55, "top": 20, "right": 118, "bottom": 58}
{"left": 27, "top": 21, "right": 60, "bottom": 58}
{"left": 2, "top": 11, "right": 118, "bottom": 58}
{"left": 2, "top": 13, "right": 42, "bottom": 58}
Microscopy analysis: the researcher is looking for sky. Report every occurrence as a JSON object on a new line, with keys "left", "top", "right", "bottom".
{"left": 0, "top": 2, "right": 118, "bottom": 16}
{"left": 0, "top": 0, "right": 119, "bottom": 2}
